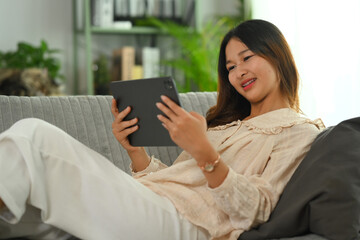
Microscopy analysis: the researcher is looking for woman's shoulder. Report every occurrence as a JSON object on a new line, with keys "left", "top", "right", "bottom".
{"left": 242, "top": 108, "right": 324, "bottom": 135}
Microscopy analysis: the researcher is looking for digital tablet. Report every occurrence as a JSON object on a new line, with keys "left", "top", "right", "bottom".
{"left": 110, "top": 76, "right": 181, "bottom": 146}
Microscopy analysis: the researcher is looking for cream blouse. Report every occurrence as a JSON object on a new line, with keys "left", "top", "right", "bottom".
{"left": 132, "top": 108, "right": 324, "bottom": 240}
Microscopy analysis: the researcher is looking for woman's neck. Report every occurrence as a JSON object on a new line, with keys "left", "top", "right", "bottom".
{"left": 245, "top": 99, "right": 290, "bottom": 120}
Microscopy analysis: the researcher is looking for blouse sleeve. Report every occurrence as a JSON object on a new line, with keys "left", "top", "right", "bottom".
{"left": 131, "top": 155, "right": 168, "bottom": 178}
{"left": 208, "top": 123, "right": 320, "bottom": 230}
{"left": 131, "top": 150, "right": 191, "bottom": 178}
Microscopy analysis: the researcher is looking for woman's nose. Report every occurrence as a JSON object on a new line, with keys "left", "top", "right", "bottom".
{"left": 235, "top": 65, "right": 247, "bottom": 78}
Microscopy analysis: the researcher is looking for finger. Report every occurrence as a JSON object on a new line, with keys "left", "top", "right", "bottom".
{"left": 161, "top": 122, "right": 169, "bottom": 131}
{"left": 115, "top": 106, "right": 132, "bottom": 123}
{"left": 160, "top": 95, "right": 184, "bottom": 115}
{"left": 113, "top": 125, "right": 139, "bottom": 144}
{"left": 156, "top": 102, "right": 177, "bottom": 119}
{"left": 112, "top": 120, "right": 138, "bottom": 135}
{"left": 111, "top": 98, "right": 119, "bottom": 117}
{"left": 121, "top": 125, "right": 139, "bottom": 137}
{"left": 157, "top": 114, "right": 173, "bottom": 128}
{"left": 113, "top": 117, "right": 138, "bottom": 131}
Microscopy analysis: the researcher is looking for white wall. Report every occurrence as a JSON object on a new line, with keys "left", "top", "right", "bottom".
{"left": 0, "top": 0, "right": 74, "bottom": 94}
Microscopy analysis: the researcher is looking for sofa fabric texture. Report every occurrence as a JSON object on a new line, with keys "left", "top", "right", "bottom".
{"left": 1, "top": 92, "right": 357, "bottom": 240}
{"left": 0, "top": 92, "right": 216, "bottom": 174}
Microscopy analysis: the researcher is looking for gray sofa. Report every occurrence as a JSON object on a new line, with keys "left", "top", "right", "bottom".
{"left": 0, "top": 92, "right": 359, "bottom": 240}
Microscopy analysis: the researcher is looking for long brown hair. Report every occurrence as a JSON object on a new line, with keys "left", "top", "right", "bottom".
{"left": 206, "top": 19, "right": 300, "bottom": 128}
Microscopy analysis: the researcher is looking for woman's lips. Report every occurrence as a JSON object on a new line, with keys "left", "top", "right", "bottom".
{"left": 242, "top": 78, "right": 256, "bottom": 91}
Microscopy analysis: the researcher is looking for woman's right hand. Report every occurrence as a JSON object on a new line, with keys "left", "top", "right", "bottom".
{"left": 111, "top": 98, "right": 141, "bottom": 152}
{"left": 111, "top": 99, "right": 150, "bottom": 172}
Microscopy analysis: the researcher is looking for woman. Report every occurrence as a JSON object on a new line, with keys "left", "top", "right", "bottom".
{"left": 0, "top": 20, "right": 322, "bottom": 239}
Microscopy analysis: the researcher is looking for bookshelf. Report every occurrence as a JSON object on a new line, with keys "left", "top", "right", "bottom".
{"left": 73, "top": 0, "right": 201, "bottom": 95}
{"left": 91, "top": 26, "right": 161, "bottom": 34}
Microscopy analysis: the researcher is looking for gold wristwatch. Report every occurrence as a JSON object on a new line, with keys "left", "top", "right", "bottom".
{"left": 198, "top": 155, "right": 221, "bottom": 172}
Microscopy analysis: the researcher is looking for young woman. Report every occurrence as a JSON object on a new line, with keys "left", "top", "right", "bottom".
{"left": 0, "top": 20, "right": 322, "bottom": 240}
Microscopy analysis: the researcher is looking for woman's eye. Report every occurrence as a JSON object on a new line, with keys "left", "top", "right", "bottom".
{"left": 228, "top": 65, "right": 236, "bottom": 71}
{"left": 243, "top": 55, "right": 254, "bottom": 62}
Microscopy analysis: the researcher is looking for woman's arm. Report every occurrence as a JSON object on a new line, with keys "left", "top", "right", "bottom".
{"left": 156, "top": 95, "right": 229, "bottom": 188}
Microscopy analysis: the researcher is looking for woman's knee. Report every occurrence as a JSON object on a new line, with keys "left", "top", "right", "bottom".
{"left": 9, "top": 118, "right": 60, "bottom": 140}
{"left": 12, "top": 118, "right": 50, "bottom": 129}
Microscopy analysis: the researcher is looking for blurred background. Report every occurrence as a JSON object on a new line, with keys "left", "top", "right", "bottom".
{"left": 0, "top": 0, "right": 359, "bottom": 127}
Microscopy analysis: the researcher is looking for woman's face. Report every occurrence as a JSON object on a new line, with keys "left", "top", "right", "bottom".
{"left": 225, "top": 38, "right": 284, "bottom": 107}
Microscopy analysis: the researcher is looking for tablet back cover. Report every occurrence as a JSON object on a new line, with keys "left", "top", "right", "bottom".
{"left": 110, "top": 76, "right": 181, "bottom": 146}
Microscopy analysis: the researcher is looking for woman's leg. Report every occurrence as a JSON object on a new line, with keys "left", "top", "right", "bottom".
{"left": 0, "top": 118, "right": 209, "bottom": 240}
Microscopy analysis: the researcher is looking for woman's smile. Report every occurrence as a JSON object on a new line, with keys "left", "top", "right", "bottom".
{"left": 242, "top": 78, "right": 257, "bottom": 91}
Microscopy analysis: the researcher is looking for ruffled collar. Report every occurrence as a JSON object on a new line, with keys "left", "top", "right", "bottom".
{"left": 209, "top": 108, "right": 324, "bottom": 135}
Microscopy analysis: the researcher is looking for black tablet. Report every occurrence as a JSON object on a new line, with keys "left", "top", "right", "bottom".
{"left": 110, "top": 76, "right": 181, "bottom": 146}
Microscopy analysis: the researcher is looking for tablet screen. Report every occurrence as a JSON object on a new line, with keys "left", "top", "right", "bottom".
{"left": 110, "top": 76, "right": 181, "bottom": 146}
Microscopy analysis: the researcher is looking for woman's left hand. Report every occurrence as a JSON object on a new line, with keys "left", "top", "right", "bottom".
{"left": 156, "top": 95, "right": 210, "bottom": 158}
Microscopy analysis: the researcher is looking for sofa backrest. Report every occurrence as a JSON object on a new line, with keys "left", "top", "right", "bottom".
{"left": 0, "top": 92, "right": 217, "bottom": 174}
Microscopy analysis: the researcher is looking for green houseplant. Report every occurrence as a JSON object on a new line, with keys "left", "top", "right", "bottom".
{"left": 145, "top": 17, "right": 228, "bottom": 92}
{"left": 93, "top": 54, "right": 111, "bottom": 95}
{"left": 0, "top": 40, "right": 64, "bottom": 96}
{"left": 0, "top": 40, "right": 63, "bottom": 83}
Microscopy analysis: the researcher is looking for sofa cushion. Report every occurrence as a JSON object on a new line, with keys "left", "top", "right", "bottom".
{"left": 239, "top": 117, "right": 360, "bottom": 240}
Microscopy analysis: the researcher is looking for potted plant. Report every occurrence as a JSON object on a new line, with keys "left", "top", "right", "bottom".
{"left": 0, "top": 40, "right": 64, "bottom": 96}
{"left": 144, "top": 17, "right": 227, "bottom": 92}
{"left": 93, "top": 54, "right": 111, "bottom": 95}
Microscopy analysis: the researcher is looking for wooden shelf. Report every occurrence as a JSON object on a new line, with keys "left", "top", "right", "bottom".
{"left": 90, "top": 26, "right": 163, "bottom": 35}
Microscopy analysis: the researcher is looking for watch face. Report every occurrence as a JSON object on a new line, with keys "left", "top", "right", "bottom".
{"left": 204, "top": 163, "right": 215, "bottom": 172}
{"left": 198, "top": 155, "right": 221, "bottom": 172}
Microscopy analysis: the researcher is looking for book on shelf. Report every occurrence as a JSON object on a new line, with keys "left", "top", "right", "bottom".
{"left": 132, "top": 65, "right": 144, "bottom": 79}
{"left": 112, "top": 46, "right": 135, "bottom": 81}
{"left": 112, "top": 21, "right": 132, "bottom": 29}
{"left": 92, "top": 0, "right": 188, "bottom": 27}
{"left": 111, "top": 46, "right": 160, "bottom": 82}
{"left": 129, "top": 0, "right": 146, "bottom": 18}
{"left": 183, "top": 0, "right": 195, "bottom": 26}
{"left": 91, "top": 0, "right": 114, "bottom": 27}
{"left": 142, "top": 47, "right": 160, "bottom": 79}
{"left": 114, "top": 0, "right": 129, "bottom": 18}
{"left": 114, "top": 0, "right": 183, "bottom": 22}
{"left": 122, "top": 47, "right": 135, "bottom": 80}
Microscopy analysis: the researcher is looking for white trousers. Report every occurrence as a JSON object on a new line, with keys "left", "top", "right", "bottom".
{"left": 0, "top": 118, "right": 209, "bottom": 240}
